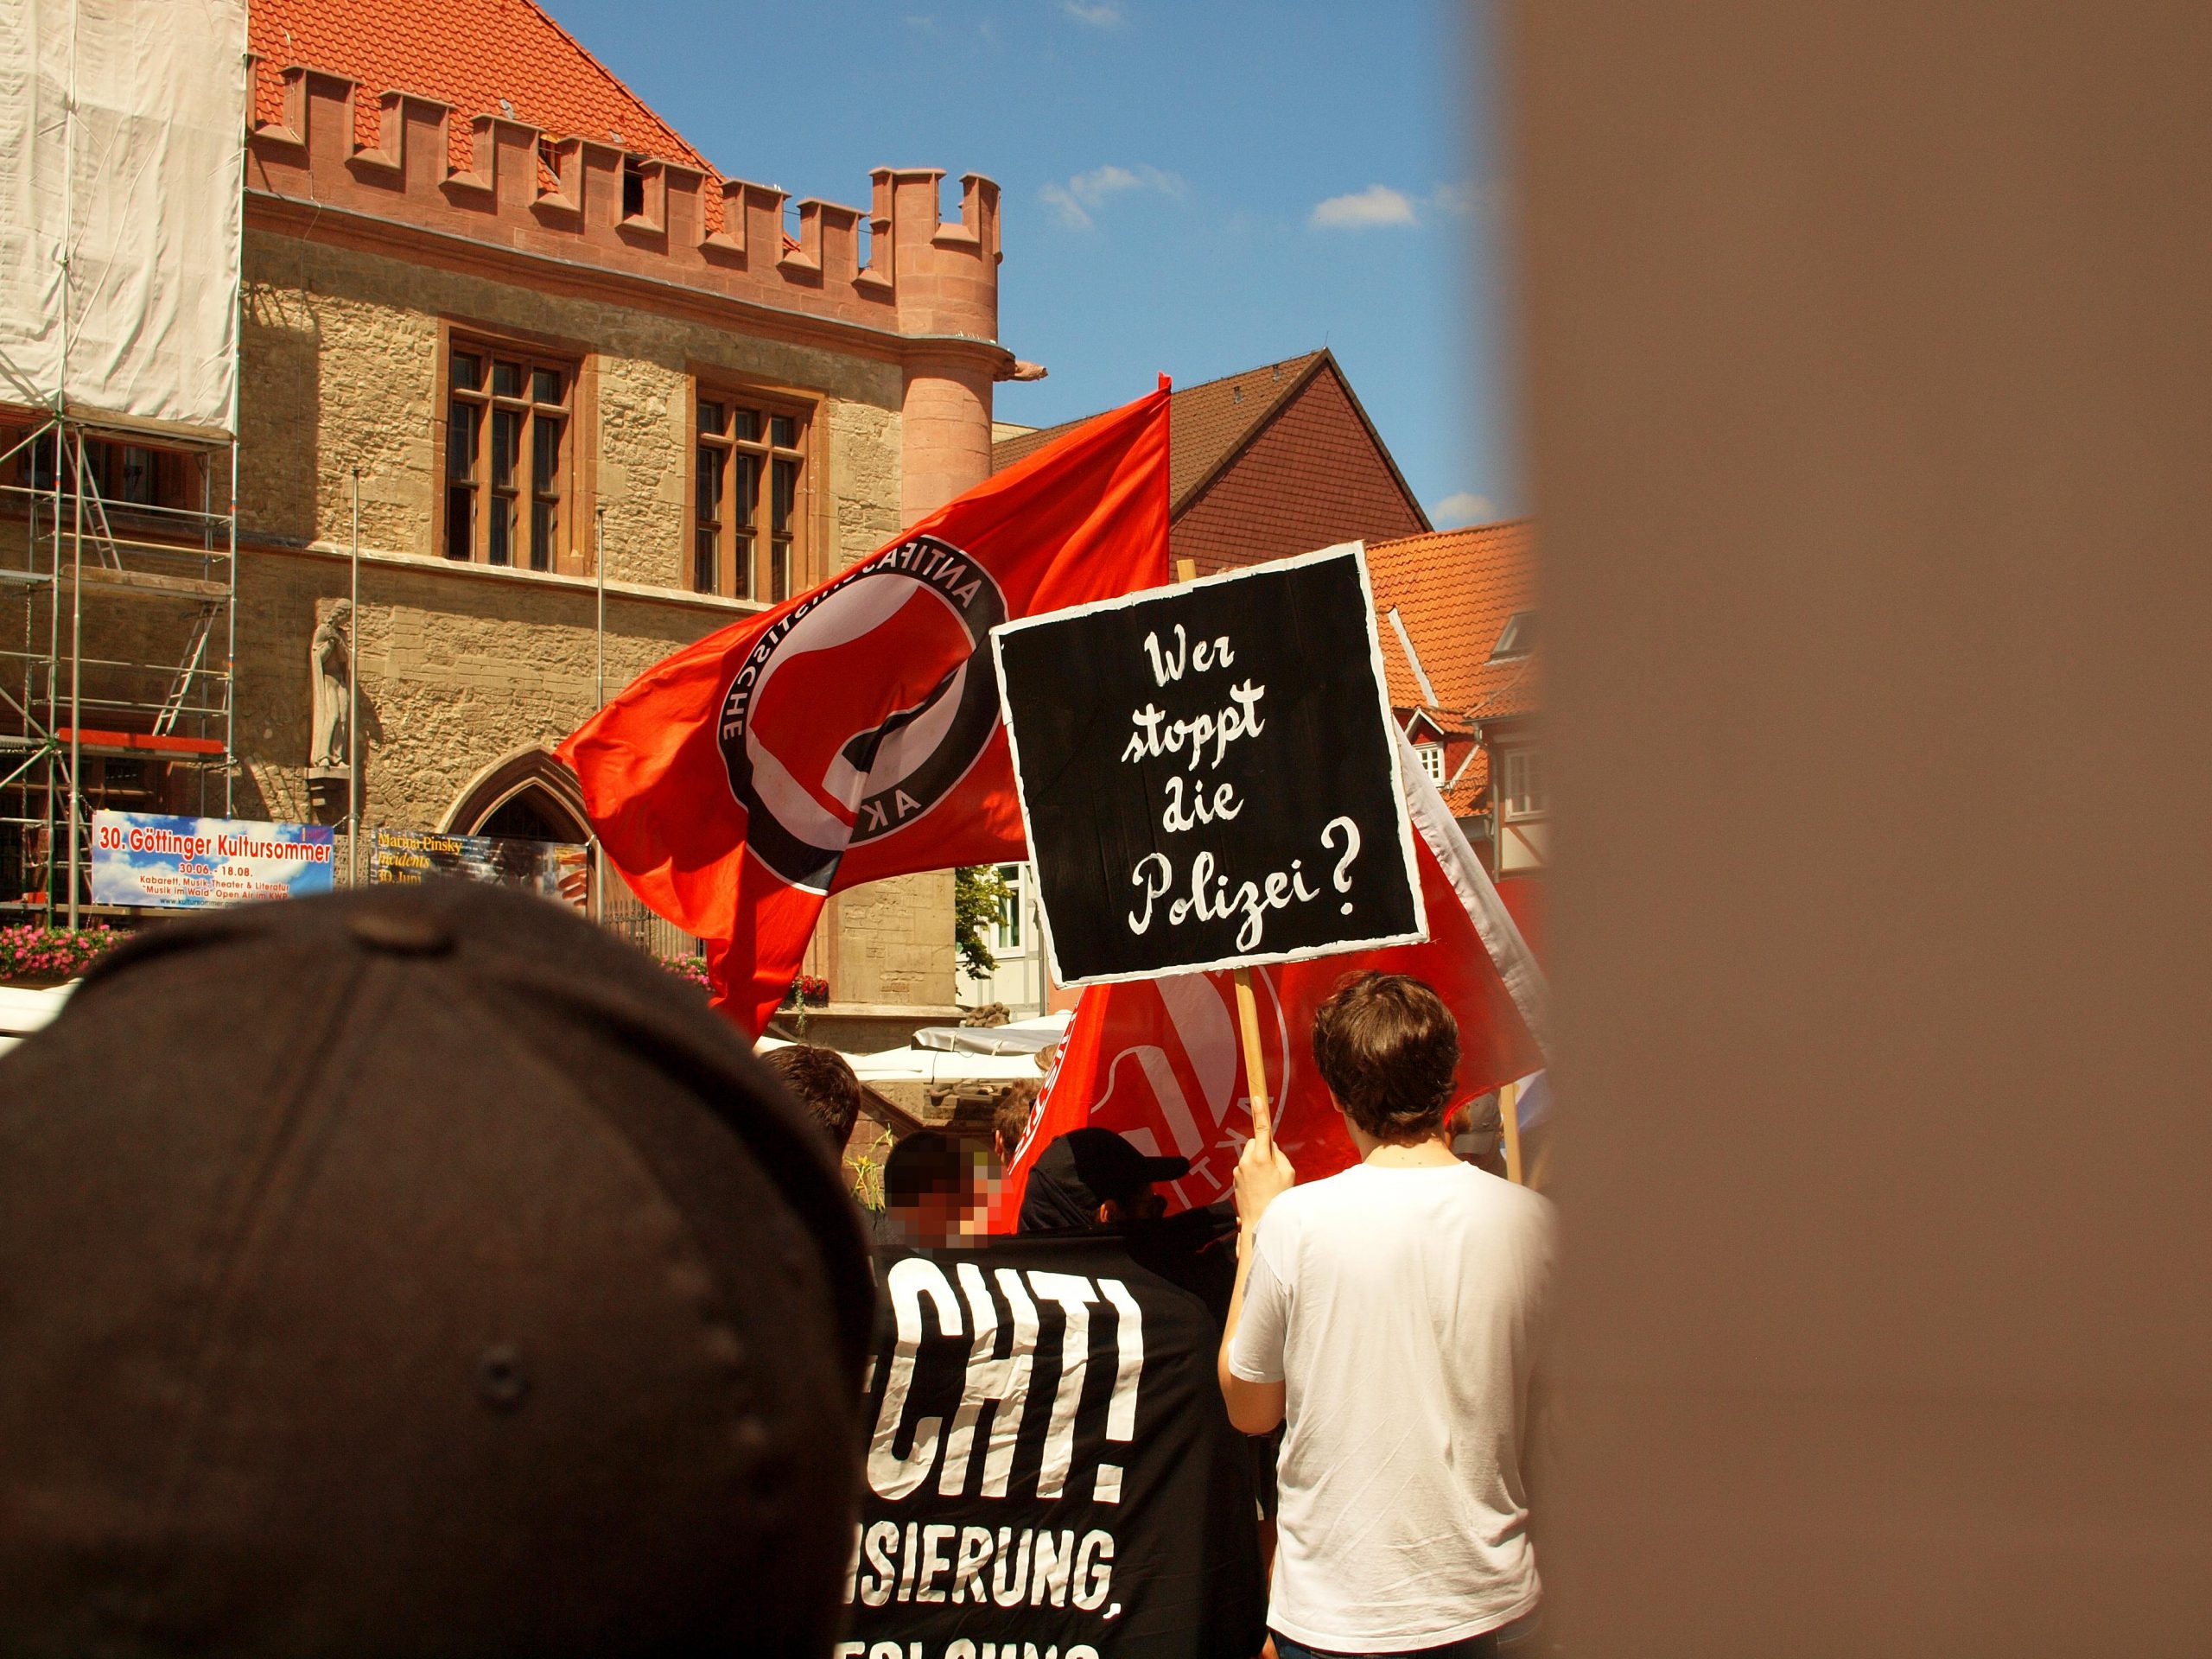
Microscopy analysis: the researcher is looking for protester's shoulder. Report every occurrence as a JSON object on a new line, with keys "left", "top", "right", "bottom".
{"left": 1460, "top": 1163, "right": 1557, "bottom": 1236}
{"left": 1261, "top": 1163, "right": 1365, "bottom": 1224}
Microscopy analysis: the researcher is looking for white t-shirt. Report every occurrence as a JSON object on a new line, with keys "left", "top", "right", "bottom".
{"left": 1228, "top": 1160, "right": 1554, "bottom": 1653}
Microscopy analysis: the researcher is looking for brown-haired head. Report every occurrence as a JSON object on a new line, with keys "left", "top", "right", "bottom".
{"left": 1310, "top": 970, "right": 1462, "bottom": 1142}
{"left": 765, "top": 1043, "right": 862, "bottom": 1150}
{"left": 993, "top": 1079, "right": 1039, "bottom": 1160}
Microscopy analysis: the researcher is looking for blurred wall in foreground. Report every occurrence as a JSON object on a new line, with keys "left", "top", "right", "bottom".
{"left": 1514, "top": 3, "right": 2212, "bottom": 1653}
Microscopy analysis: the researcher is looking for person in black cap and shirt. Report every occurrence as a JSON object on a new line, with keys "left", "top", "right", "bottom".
{"left": 1016, "top": 1123, "right": 1189, "bottom": 1230}
{"left": 1018, "top": 1127, "right": 1242, "bottom": 1328}
{"left": 0, "top": 881, "right": 872, "bottom": 1659}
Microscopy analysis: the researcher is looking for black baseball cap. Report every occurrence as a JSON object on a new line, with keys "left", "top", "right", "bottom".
{"left": 1018, "top": 1127, "right": 1190, "bottom": 1232}
{"left": 0, "top": 881, "right": 870, "bottom": 1656}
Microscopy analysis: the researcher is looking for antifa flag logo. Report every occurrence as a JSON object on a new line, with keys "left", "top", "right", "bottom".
{"left": 1065, "top": 970, "right": 1295, "bottom": 1208}
{"left": 717, "top": 536, "right": 1008, "bottom": 890}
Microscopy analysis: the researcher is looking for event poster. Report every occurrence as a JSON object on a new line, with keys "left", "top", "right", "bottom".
{"left": 992, "top": 543, "right": 1427, "bottom": 985}
{"left": 369, "top": 827, "right": 589, "bottom": 911}
{"left": 88, "top": 811, "right": 336, "bottom": 909}
{"left": 847, "top": 1236, "right": 1265, "bottom": 1659}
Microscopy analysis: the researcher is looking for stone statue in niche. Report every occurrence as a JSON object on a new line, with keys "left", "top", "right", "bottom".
{"left": 308, "top": 599, "right": 353, "bottom": 776}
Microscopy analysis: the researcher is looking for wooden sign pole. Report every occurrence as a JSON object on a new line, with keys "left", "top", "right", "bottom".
{"left": 1231, "top": 965, "right": 1274, "bottom": 1154}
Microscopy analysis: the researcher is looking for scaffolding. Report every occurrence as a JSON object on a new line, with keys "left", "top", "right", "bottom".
{"left": 0, "top": 417, "right": 237, "bottom": 925}
{"left": 0, "top": 0, "right": 249, "bottom": 927}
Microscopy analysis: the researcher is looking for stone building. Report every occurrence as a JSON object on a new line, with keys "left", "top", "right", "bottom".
{"left": 0, "top": 0, "right": 1027, "bottom": 1041}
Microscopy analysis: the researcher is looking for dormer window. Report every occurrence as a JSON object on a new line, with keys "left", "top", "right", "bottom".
{"left": 1491, "top": 610, "right": 1536, "bottom": 660}
{"left": 1416, "top": 741, "right": 1446, "bottom": 785}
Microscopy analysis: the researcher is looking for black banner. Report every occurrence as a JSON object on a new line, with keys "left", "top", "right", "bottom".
{"left": 991, "top": 545, "right": 1426, "bottom": 985}
{"left": 842, "top": 1235, "right": 1265, "bottom": 1659}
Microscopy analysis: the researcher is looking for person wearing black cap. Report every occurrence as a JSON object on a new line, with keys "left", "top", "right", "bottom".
{"left": 1018, "top": 1127, "right": 1243, "bottom": 1333}
{"left": 1016, "top": 1124, "right": 1190, "bottom": 1230}
{"left": 0, "top": 882, "right": 873, "bottom": 1658}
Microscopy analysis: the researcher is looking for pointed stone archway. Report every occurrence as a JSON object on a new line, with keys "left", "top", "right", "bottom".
{"left": 440, "top": 744, "right": 591, "bottom": 843}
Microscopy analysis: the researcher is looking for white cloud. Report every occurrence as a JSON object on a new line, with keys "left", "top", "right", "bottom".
{"left": 1039, "top": 162, "right": 1185, "bottom": 231}
{"left": 1061, "top": 0, "right": 1125, "bottom": 24}
{"left": 1309, "top": 184, "right": 1420, "bottom": 230}
{"left": 1433, "top": 492, "right": 1497, "bottom": 527}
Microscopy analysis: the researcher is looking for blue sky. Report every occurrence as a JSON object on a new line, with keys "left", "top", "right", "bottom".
{"left": 543, "top": 0, "right": 1516, "bottom": 525}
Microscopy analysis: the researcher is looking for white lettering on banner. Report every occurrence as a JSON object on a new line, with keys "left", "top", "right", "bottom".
{"left": 1117, "top": 680, "right": 1268, "bottom": 772}
{"left": 952, "top": 1525, "right": 994, "bottom": 1604}
{"left": 1141, "top": 622, "right": 1235, "bottom": 686}
{"left": 864, "top": 1269, "right": 1144, "bottom": 1506}
{"left": 940, "top": 1264, "right": 1034, "bottom": 1497}
{"left": 1093, "top": 1280, "right": 1143, "bottom": 1504}
{"left": 869, "top": 1259, "right": 963, "bottom": 1500}
{"left": 1030, "top": 1529, "right": 1074, "bottom": 1607}
{"left": 917, "top": 1524, "right": 958, "bottom": 1602}
{"left": 858, "top": 1521, "right": 897, "bottom": 1606}
{"left": 1159, "top": 773, "right": 1243, "bottom": 832}
{"left": 1023, "top": 1274, "right": 1096, "bottom": 1500}
{"left": 1072, "top": 1531, "right": 1116, "bottom": 1611}
{"left": 979, "top": 1269, "right": 1041, "bottom": 1497}
{"left": 993, "top": 1528, "right": 1032, "bottom": 1607}
{"left": 1124, "top": 829, "right": 1346, "bottom": 953}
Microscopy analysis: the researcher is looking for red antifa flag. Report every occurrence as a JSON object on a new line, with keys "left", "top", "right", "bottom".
{"left": 563, "top": 388, "right": 1170, "bottom": 1034}
{"left": 993, "top": 732, "right": 1549, "bottom": 1226}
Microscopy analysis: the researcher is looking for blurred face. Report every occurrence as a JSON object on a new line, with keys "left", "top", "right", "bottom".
{"left": 889, "top": 1146, "right": 995, "bottom": 1245}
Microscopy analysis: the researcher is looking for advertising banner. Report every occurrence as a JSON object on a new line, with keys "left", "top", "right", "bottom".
{"left": 847, "top": 1236, "right": 1265, "bottom": 1659}
{"left": 89, "top": 810, "right": 334, "bottom": 909}
{"left": 991, "top": 543, "right": 1427, "bottom": 985}
{"left": 369, "top": 828, "right": 588, "bottom": 910}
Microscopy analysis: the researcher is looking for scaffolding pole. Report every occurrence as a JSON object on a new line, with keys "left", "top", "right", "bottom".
{"left": 0, "top": 420, "right": 239, "bottom": 929}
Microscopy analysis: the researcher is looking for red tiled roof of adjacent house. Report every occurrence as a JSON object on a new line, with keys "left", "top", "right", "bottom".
{"left": 995, "top": 353, "right": 1327, "bottom": 517}
{"left": 248, "top": 0, "right": 715, "bottom": 188}
{"left": 1439, "top": 737, "right": 1490, "bottom": 817}
{"left": 1369, "top": 519, "right": 1539, "bottom": 727}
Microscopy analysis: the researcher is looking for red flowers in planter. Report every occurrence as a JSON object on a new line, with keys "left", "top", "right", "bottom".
{"left": 0, "top": 923, "right": 118, "bottom": 985}
{"left": 784, "top": 976, "right": 830, "bottom": 1008}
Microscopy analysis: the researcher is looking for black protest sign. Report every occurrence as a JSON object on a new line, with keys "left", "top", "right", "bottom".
{"left": 991, "top": 543, "right": 1427, "bottom": 985}
{"left": 842, "top": 1235, "right": 1265, "bottom": 1659}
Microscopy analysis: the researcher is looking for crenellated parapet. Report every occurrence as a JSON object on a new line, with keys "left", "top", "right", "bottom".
{"left": 245, "top": 65, "right": 1006, "bottom": 353}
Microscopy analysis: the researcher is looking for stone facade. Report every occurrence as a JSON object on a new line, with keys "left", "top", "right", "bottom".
{"left": 2, "top": 41, "right": 1017, "bottom": 1034}
{"left": 222, "top": 222, "right": 966, "bottom": 1016}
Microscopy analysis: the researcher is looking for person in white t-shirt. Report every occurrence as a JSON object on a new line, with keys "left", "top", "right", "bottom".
{"left": 1220, "top": 971, "right": 1554, "bottom": 1659}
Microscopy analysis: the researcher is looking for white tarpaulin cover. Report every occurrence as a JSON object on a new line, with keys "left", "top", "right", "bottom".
{"left": 911, "top": 1008, "right": 1072, "bottom": 1054}
{"left": 0, "top": 981, "right": 70, "bottom": 1056}
{"left": 0, "top": 0, "right": 247, "bottom": 435}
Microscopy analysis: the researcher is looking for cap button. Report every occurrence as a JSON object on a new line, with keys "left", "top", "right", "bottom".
{"left": 347, "top": 908, "right": 453, "bottom": 956}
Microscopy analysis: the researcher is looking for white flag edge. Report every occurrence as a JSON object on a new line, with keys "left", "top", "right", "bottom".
{"left": 1394, "top": 726, "right": 1554, "bottom": 1065}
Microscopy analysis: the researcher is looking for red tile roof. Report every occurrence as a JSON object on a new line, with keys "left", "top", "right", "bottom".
{"left": 249, "top": 0, "right": 715, "bottom": 185}
{"left": 995, "top": 353, "right": 1429, "bottom": 575}
{"left": 1170, "top": 362, "right": 1429, "bottom": 573}
{"left": 1369, "top": 519, "right": 1539, "bottom": 729}
{"left": 995, "top": 353, "right": 1327, "bottom": 515}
